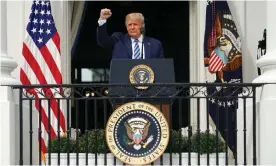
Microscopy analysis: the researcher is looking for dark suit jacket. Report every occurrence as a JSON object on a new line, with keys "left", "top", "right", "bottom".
{"left": 97, "top": 23, "right": 164, "bottom": 59}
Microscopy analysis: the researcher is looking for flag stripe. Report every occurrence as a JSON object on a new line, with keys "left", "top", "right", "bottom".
{"left": 40, "top": 42, "right": 62, "bottom": 84}
{"left": 20, "top": 68, "right": 57, "bottom": 139}
{"left": 45, "top": 38, "right": 61, "bottom": 68}
{"left": 22, "top": 43, "right": 49, "bottom": 85}
{"left": 209, "top": 50, "right": 224, "bottom": 72}
{"left": 40, "top": 137, "right": 48, "bottom": 154}
{"left": 22, "top": 43, "right": 66, "bottom": 132}
{"left": 210, "top": 56, "right": 220, "bottom": 70}
{"left": 24, "top": 36, "right": 56, "bottom": 85}
{"left": 25, "top": 33, "right": 63, "bottom": 93}
{"left": 20, "top": 55, "right": 55, "bottom": 126}
{"left": 51, "top": 32, "right": 61, "bottom": 54}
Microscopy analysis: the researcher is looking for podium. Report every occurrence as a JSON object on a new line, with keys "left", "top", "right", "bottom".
{"left": 108, "top": 59, "right": 176, "bottom": 124}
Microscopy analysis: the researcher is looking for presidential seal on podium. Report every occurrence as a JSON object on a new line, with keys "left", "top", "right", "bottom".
{"left": 129, "top": 64, "right": 154, "bottom": 89}
{"left": 105, "top": 101, "right": 169, "bottom": 165}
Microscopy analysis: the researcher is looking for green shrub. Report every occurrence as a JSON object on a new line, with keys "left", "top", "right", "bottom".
{"left": 47, "top": 136, "right": 76, "bottom": 153}
{"left": 165, "top": 130, "right": 188, "bottom": 153}
{"left": 78, "top": 129, "right": 106, "bottom": 153}
{"left": 47, "top": 130, "right": 225, "bottom": 154}
{"left": 190, "top": 131, "right": 225, "bottom": 154}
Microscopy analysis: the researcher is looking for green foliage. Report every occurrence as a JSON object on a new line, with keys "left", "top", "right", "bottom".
{"left": 48, "top": 130, "right": 225, "bottom": 154}
{"left": 78, "top": 129, "right": 106, "bottom": 153}
{"left": 47, "top": 136, "right": 76, "bottom": 153}
{"left": 165, "top": 130, "right": 188, "bottom": 153}
{"left": 190, "top": 131, "right": 225, "bottom": 154}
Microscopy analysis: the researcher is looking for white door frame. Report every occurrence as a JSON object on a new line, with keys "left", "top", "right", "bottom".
{"left": 59, "top": 1, "right": 71, "bottom": 130}
{"left": 62, "top": 1, "right": 207, "bottom": 132}
{"left": 189, "top": 1, "right": 208, "bottom": 132}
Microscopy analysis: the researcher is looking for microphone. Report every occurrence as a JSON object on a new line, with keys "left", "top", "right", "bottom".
{"left": 140, "top": 27, "right": 145, "bottom": 59}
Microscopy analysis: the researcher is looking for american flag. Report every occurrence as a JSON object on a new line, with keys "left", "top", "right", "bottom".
{"left": 208, "top": 49, "right": 224, "bottom": 73}
{"left": 20, "top": 0, "right": 66, "bottom": 161}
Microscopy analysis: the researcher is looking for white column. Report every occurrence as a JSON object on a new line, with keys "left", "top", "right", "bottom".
{"left": 0, "top": 1, "right": 7, "bottom": 57}
{"left": 253, "top": 1, "right": 276, "bottom": 83}
{"left": 0, "top": 0, "right": 18, "bottom": 85}
{"left": 253, "top": 0, "right": 276, "bottom": 165}
{"left": 0, "top": 1, "right": 20, "bottom": 165}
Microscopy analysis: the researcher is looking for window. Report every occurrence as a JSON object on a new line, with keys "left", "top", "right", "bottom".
{"left": 75, "top": 68, "right": 110, "bottom": 82}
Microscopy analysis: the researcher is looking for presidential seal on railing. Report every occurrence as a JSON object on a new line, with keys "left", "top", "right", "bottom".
{"left": 129, "top": 64, "right": 154, "bottom": 89}
{"left": 105, "top": 101, "right": 169, "bottom": 165}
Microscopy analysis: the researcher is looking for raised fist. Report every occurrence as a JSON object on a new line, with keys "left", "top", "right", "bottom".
{"left": 100, "top": 8, "right": 112, "bottom": 20}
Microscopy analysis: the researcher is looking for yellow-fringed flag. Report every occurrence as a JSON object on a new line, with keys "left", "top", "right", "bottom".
{"left": 203, "top": 0, "right": 242, "bottom": 153}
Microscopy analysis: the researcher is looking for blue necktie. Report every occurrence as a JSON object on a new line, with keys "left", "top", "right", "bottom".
{"left": 133, "top": 39, "right": 141, "bottom": 59}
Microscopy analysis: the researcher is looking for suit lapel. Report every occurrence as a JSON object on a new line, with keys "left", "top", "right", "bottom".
{"left": 123, "top": 35, "right": 132, "bottom": 59}
{"left": 143, "top": 37, "right": 151, "bottom": 59}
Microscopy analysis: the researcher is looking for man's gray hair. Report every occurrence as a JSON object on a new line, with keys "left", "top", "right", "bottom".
{"left": 125, "top": 13, "right": 145, "bottom": 27}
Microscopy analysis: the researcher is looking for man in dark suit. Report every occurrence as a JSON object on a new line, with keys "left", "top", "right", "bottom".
{"left": 97, "top": 8, "right": 164, "bottom": 59}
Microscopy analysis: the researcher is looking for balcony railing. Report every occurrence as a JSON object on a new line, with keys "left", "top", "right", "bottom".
{"left": 10, "top": 83, "right": 263, "bottom": 165}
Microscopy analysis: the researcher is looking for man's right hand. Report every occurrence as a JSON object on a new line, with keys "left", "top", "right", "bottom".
{"left": 100, "top": 8, "right": 112, "bottom": 20}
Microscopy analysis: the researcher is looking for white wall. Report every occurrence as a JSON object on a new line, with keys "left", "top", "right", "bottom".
{"left": 6, "top": 1, "right": 26, "bottom": 81}
{"left": 244, "top": 1, "right": 266, "bottom": 82}
{"left": 225, "top": 1, "right": 266, "bottom": 164}
{"left": 228, "top": 1, "right": 266, "bottom": 83}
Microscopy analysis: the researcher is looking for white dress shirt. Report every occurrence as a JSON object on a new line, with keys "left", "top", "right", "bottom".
{"left": 98, "top": 19, "right": 106, "bottom": 26}
{"left": 98, "top": 19, "right": 145, "bottom": 59}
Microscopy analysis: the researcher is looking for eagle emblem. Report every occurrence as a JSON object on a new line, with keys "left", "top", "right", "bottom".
{"left": 124, "top": 117, "right": 154, "bottom": 150}
{"left": 204, "top": 13, "right": 242, "bottom": 84}
{"left": 129, "top": 64, "right": 154, "bottom": 90}
{"left": 105, "top": 102, "right": 169, "bottom": 165}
